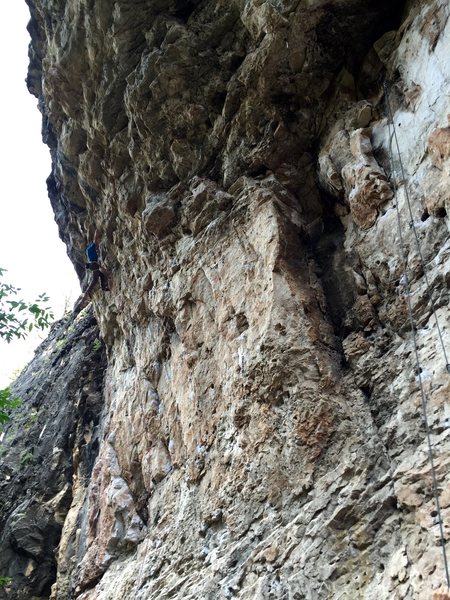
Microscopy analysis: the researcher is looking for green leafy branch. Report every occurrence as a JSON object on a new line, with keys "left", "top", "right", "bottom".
{"left": 0, "top": 387, "right": 21, "bottom": 425}
{"left": 0, "top": 267, "right": 54, "bottom": 343}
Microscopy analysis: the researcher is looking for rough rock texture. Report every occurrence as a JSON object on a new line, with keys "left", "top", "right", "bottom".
{"left": 0, "top": 309, "right": 105, "bottom": 600}
{"left": 2, "top": 0, "right": 450, "bottom": 598}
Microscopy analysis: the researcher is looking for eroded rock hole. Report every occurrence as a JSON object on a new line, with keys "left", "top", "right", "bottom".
{"left": 311, "top": 199, "right": 357, "bottom": 339}
{"left": 213, "top": 91, "right": 227, "bottom": 110}
{"left": 230, "top": 54, "right": 245, "bottom": 71}
{"left": 360, "top": 385, "right": 372, "bottom": 399}
{"left": 174, "top": 0, "right": 198, "bottom": 21}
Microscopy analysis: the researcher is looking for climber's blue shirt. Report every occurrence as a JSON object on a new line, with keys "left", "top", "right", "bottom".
{"left": 85, "top": 242, "right": 99, "bottom": 262}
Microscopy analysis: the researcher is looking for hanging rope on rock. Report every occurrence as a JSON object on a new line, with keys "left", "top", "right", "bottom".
{"left": 384, "top": 81, "right": 450, "bottom": 592}
{"left": 384, "top": 82, "right": 450, "bottom": 372}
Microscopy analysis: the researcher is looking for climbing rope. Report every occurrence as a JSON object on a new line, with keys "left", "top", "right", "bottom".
{"left": 384, "top": 83, "right": 450, "bottom": 372}
{"left": 384, "top": 82, "right": 450, "bottom": 590}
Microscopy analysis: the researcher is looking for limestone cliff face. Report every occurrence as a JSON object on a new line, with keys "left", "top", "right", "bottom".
{"left": 1, "top": 0, "right": 450, "bottom": 598}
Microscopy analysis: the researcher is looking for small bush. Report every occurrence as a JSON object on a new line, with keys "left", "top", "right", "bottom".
{"left": 19, "top": 449, "right": 33, "bottom": 467}
{"left": 92, "top": 338, "right": 102, "bottom": 352}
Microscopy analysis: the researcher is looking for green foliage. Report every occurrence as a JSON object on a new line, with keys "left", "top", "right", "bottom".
{"left": 19, "top": 449, "right": 33, "bottom": 467}
{"left": 24, "top": 409, "right": 39, "bottom": 431}
{"left": 0, "top": 577, "right": 11, "bottom": 587}
{"left": 92, "top": 338, "right": 102, "bottom": 352}
{"left": 0, "top": 267, "right": 54, "bottom": 343}
{"left": 0, "top": 387, "right": 20, "bottom": 425}
{"left": 56, "top": 337, "right": 68, "bottom": 350}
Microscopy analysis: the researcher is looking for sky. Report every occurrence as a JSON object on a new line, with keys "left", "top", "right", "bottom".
{"left": 0, "top": 2, "right": 81, "bottom": 387}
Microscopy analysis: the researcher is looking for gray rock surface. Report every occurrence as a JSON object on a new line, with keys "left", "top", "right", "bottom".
{"left": 0, "top": 309, "right": 105, "bottom": 599}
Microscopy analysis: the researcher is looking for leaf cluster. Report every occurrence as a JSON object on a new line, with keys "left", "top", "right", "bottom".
{"left": 0, "top": 387, "right": 21, "bottom": 425}
{"left": 19, "top": 449, "right": 33, "bottom": 466}
{"left": 0, "top": 267, "right": 54, "bottom": 343}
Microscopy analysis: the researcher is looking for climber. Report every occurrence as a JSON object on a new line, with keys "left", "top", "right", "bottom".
{"left": 84, "top": 231, "right": 109, "bottom": 296}
{"left": 72, "top": 232, "right": 110, "bottom": 316}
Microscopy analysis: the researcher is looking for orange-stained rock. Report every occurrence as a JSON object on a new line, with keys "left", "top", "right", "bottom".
{"left": 428, "top": 117, "right": 450, "bottom": 168}
{"left": 433, "top": 589, "right": 450, "bottom": 600}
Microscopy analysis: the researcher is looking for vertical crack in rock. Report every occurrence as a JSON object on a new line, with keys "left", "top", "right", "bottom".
{"left": 1, "top": 0, "right": 450, "bottom": 598}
